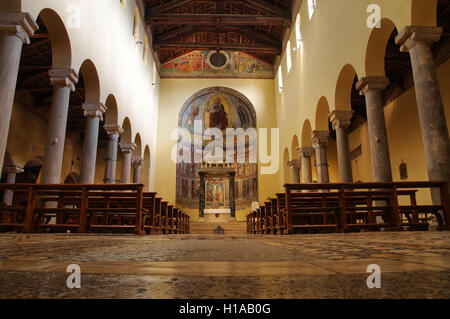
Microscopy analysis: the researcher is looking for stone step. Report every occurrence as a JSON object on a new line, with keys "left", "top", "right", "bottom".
{"left": 189, "top": 222, "right": 247, "bottom": 235}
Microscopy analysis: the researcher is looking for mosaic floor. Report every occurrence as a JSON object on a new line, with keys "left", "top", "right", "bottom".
{"left": 0, "top": 232, "right": 449, "bottom": 299}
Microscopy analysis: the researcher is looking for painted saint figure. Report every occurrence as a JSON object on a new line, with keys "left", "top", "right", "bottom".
{"left": 209, "top": 97, "right": 229, "bottom": 130}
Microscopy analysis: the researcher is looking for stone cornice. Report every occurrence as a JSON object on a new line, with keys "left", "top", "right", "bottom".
{"left": 120, "top": 142, "right": 137, "bottom": 153}
{"left": 329, "top": 110, "right": 354, "bottom": 130}
{"left": 82, "top": 103, "right": 107, "bottom": 120}
{"left": 311, "top": 131, "right": 329, "bottom": 147}
{"left": 356, "top": 77, "right": 389, "bottom": 96}
{"left": 104, "top": 125, "right": 124, "bottom": 136}
{"left": 49, "top": 68, "right": 79, "bottom": 91}
{"left": 0, "top": 12, "right": 38, "bottom": 44}
{"left": 396, "top": 26, "right": 442, "bottom": 53}
{"left": 297, "top": 146, "right": 313, "bottom": 158}
{"left": 288, "top": 159, "right": 302, "bottom": 168}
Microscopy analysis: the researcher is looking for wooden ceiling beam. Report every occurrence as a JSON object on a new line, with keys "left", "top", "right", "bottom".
{"left": 243, "top": 0, "right": 288, "bottom": 16}
{"left": 154, "top": 41, "right": 277, "bottom": 53}
{"left": 147, "top": 13, "right": 290, "bottom": 27}
{"left": 154, "top": 25, "right": 196, "bottom": 42}
{"left": 147, "top": 0, "right": 194, "bottom": 15}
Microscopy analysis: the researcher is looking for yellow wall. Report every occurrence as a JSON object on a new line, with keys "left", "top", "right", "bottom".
{"left": 274, "top": 0, "right": 449, "bottom": 206}
{"left": 5, "top": 0, "right": 160, "bottom": 187}
{"left": 155, "top": 79, "right": 279, "bottom": 221}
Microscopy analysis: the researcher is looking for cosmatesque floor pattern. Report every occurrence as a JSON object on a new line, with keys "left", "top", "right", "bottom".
{"left": 0, "top": 232, "right": 449, "bottom": 299}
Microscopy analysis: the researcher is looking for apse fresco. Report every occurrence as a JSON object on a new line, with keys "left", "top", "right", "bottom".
{"left": 161, "top": 50, "right": 274, "bottom": 79}
{"left": 176, "top": 88, "right": 258, "bottom": 210}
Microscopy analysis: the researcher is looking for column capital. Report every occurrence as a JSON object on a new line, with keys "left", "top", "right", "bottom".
{"left": 131, "top": 156, "right": 144, "bottom": 168}
{"left": 0, "top": 12, "right": 38, "bottom": 44}
{"left": 82, "top": 103, "right": 107, "bottom": 120}
{"left": 329, "top": 110, "right": 354, "bottom": 130}
{"left": 104, "top": 124, "right": 124, "bottom": 136}
{"left": 120, "top": 142, "right": 137, "bottom": 153}
{"left": 49, "top": 68, "right": 78, "bottom": 91}
{"left": 396, "top": 26, "right": 442, "bottom": 52}
{"left": 3, "top": 165, "right": 24, "bottom": 174}
{"left": 356, "top": 77, "right": 389, "bottom": 96}
{"left": 311, "top": 131, "right": 329, "bottom": 148}
{"left": 288, "top": 158, "right": 302, "bottom": 169}
{"left": 297, "top": 146, "right": 313, "bottom": 158}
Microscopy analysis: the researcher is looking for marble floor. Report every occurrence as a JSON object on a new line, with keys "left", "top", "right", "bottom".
{"left": 0, "top": 232, "right": 449, "bottom": 299}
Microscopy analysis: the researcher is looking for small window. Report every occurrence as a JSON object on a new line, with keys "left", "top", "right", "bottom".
{"left": 152, "top": 61, "right": 157, "bottom": 86}
{"left": 308, "top": 0, "right": 317, "bottom": 20}
{"left": 277, "top": 68, "right": 283, "bottom": 94}
{"left": 120, "top": 0, "right": 127, "bottom": 10}
{"left": 295, "top": 14, "right": 303, "bottom": 50}
{"left": 133, "top": 7, "right": 140, "bottom": 41}
{"left": 286, "top": 40, "right": 292, "bottom": 73}
{"left": 143, "top": 36, "right": 149, "bottom": 65}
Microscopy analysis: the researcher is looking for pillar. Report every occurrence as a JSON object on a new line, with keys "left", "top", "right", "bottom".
{"left": 80, "top": 103, "right": 107, "bottom": 184}
{"left": 396, "top": 26, "right": 450, "bottom": 202}
{"left": 40, "top": 68, "right": 78, "bottom": 184}
{"left": 297, "top": 147, "right": 313, "bottom": 183}
{"left": 330, "top": 110, "right": 354, "bottom": 182}
{"left": 2, "top": 165, "right": 23, "bottom": 206}
{"left": 103, "top": 125, "right": 123, "bottom": 184}
{"left": 132, "top": 156, "right": 144, "bottom": 184}
{"left": 120, "top": 142, "right": 136, "bottom": 184}
{"left": 287, "top": 159, "right": 302, "bottom": 183}
{"left": 229, "top": 171, "right": 236, "bottom": 218}
{"left": 199, "top": 171, "right": 206, "bottom": 218}
{"left": 311, "top": 131, "right": 330, "bottom": 183}
{"left": 0, "top": 12, "right": 38, "bottom": 172}
{"left": 356, "top": 77, "right": 393, "bottom": 182}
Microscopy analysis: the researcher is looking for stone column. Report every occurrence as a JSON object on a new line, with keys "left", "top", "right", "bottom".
{"left": 199, "top": 171, "right": 206, "bottom": 218}
{"left": 0, "top": 13, "right": 38, "bottom": 172}
{"left": 229, "top": 171, "right": 236, "bottom": 218}
{"left": 297, "top": 147, "right": 313, "bottom": 183}
{"left": 330, "top": 110, "right": 354, "bottom": 182}
{"left": 356, "top": 77, "right": 393, "bottom": 182}
{"left": 2, "top": 165, "right": 24, "bottom": 206}
{"left": 80, "top": 103, "right": 107, "bottom": 184}
{"left": 132, "top": 156, "right": 144, "bottom": 184}
{"left": 103, "top": 125, "right": 123, "bottom": 184}
{"left": 287, "top": 159, "right": 302, "bottom": 183}
{"left": 396, "top": 26, "right": 450, "bottom": 202}
{"left": 119, "top": 142, "right": 136, "bottom": 184}
{"left": 311, "top": 131, "right": 330, "bottom": 183}
{"left": 40, "top": 68, "right": 78, "bottom": 184}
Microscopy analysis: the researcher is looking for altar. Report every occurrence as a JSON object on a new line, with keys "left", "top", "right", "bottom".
{"left": 197, "top": 163, "right": 236, "bottom": 219}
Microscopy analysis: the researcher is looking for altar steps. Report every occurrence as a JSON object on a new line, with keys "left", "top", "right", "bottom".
{"left": 189, "top": 221, "right": 247, "bottom": 235}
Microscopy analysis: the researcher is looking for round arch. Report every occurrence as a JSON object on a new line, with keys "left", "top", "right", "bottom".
{"left": 121, "top": 117, "right": 132, "bottom": 144}
{"left": 301, "top": 120, "right": 313, "bottom": 147}
{"left": 143, "top": 145, "right": 151, "bottom": 191}
{"left": 365, "top": 18, "right": 397, "bottom": 77}
{"left": 291, "top": 135, "right": 300, "bottom": 159}
{"left": 79, "top": 59, "right": 100, "bottom": 103}
{"left": 314, "top": 97, "right": 331, "bottom": 131}
{"left": 178, "top": 86, "right": 257, "bottom": 128}
{"left": 134, "top": 133, "right": 142, "bottom": 157}
{"left": 37, "top": 8, "right": 72, "bottom": 68}
{"left": 104, "top": 94, "right": 119, "bottom": 126}
{"left": 335, "top": 64, "right": 358, "bottom": 111}
{"left": 283, "top": 147, "right": 291, "bottom": 184}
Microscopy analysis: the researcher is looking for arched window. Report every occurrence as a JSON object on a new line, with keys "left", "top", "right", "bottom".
{"left": 308, "top": 0, "right": 317, "bottom": 20}
{"left": 143, "top": 36, "right": 149, "bottom": 65}
{"left": 133, "top": 7, "right": 140, "bottom": 41}
{"left": 277, "top": 67, "right": 284, "bottom": 94}
{"left": 120, "top": 0, "right": 127, "bottom": 11}
{"left": 152, "top": 61, "right": 157, "bottom": 86}
{"left": 286, "top": 40, "right": 292, "bottom": 73}
{"left": 295, "top": 13, "right": 303, "bottom": 50}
